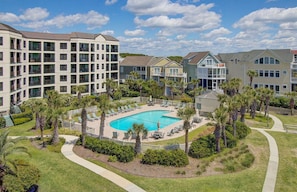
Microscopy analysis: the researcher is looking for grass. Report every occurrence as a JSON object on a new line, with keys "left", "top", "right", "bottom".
{"left": 88, "top": 130, "right": 268, "bottom": 192}
{"left": 268, "top": 131, "right": 297, "bottom": 192}
{"left": 13, "top": 139, "right": 125, "bottom": 192}
{"left": 149, "top": 124, "right": 213, "bottom": 145}
{"left": 245, "top": 112, "right": 273, "bottom": 129}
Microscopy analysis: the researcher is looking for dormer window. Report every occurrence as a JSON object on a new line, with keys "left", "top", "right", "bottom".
{"left": 254, "top": 57, "right": 279, "bottom": 64}
{"left": 294, "top": 54, "right": 297, "bottom": 63}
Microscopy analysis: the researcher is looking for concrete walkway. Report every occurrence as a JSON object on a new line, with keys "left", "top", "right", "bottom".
{"left": 60, "top": 135, "right": 146, "bottom": 192}
{"left": 251, "top": 113, "right": 285, "bottom": 192}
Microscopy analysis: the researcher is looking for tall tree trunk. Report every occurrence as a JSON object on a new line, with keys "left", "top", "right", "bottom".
{"left": 135, "top": 135, "right": 141, "bottom": 154}
{"left": 214, "top": 124, "right": 221, "bottom": 152}
{"left": 51, "top": 119, "right": 59, "bottom": 144}
{"left": 35, "top": 112, "right": 40, "bottom": 130}
{"left": 99, "top": 113, "right": 105, "bottom": 139}
{"left": 240, "top": 106, "right": 246, "bottom": 122}
{"left": 250, "top": 100, "right": 257, "bottom": 119}
{"left": 232, "top": 111, "right": 238, "bottom": 137}
{"left": 40, "top": 115, "right": 45, "bottom": 147}
{"left": 81, "top": 108, "right": 87, "bottom": 146}
{"left": 185, "top": 129, "right": 189, "bottom": 153}
{"left": 222, "top": 125, "right": 227, "bottom": 147}
{"left": 290, "top": 98, "right": 294, "bottom": 116}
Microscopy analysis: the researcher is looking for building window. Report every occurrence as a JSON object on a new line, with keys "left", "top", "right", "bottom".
{"left": 102, "top": 64, "right": 104, "bottom": 69}
{"left": 97, "top": 44, "right": 99, "bottom": 50}
{"left": 23, "top": 66, "right": 26, "bottom": 73}
{"left": 60, "top": 75, "right": 67, "bottom": 82}
{"left": 259, "top": 70, "right": 263, "bottom": 77}
{"left": 283, "top": 70, "right": 287, "bottom": 74}
{"left": 23, "top": 53, "right": 26, "bottom": 60}
{"left": 102, "top": 73, "right": 104, "bottom": 79}
{"left": 270, "top": 70, "right": 274, "bottom": 77}
{"left": 0, "top": 67, "right": 3, "bottom": 76}
{"left": 0, "top": 52, "right": 3, "bottom": 61}
{"left": 60, "top": 86, "right": 67, "bottom": 92}
{"left": 102, "top": 44, "right": 104, "bottom": 50}
{"left": 0, "top": 82, "right": 3, "bottom": 91}
{"left": 60, "top": 64, "right": 67, "bottom": 71}
{"left": 275, "top": 85, "right": 279, "bottom": 93}
{"left": 97, "top": 74, "right": 99, "bottom": 79}
{"left": 23, "top": 40, "right": 26, "bottom": 48}
{"left": 0, "top": 37, "right": 3, "bottom": 45}
{"left": 283, "top": 84, "right": 287, "bottom": 89}
{"left": 60, "top": 54, "right": 67, "bottom": 60}
{"left": 275, "top": 70, "right": 280, "bottom": 77}
{"left": 0, "top": 97, "right": 3, "bottom": 106}
{"left": 23, "top": 90, "right": 26, "bottom": 97}
{"left": 294, "top": 54, "right": 297, "bottom": 63}
{"left": 60, "top": 43, "right": 67, "bottom": 49}
{"left": 23, "top": 78, "right": 26, "bottom": 85}
{"left": 264, "top": 70, "right": 269, "bottom": 77}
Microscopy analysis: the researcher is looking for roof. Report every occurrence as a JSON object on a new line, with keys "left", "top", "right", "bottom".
{"left": 0, "top": 23, "right": 118, "bottom": 41}
{"left": 218, "top": 49, "right": 292, "bottom": 63}
{"left": 0, "top": 23, "right": 21, "bottom": 34}
{"left": 120, "top": 56, "right": 156, "bottom": 66}
{"left": 183, "top": 51, "right": 210, "bottom": 65}
{"left": 197, "top": 90, "right": 223, "bottom": 99}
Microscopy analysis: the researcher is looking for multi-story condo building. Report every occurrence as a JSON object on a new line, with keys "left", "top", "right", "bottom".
{"left": 0, "top": 23, "right": 119, "bottom": 115}
{"left": 217, "top": 49, "right": 297, "bottom": 95}
{"left": 182, "top": 52, "right": 226, "bottom": 90}
{"left": 120, "top": 56, "right": 187, "bottom": 96}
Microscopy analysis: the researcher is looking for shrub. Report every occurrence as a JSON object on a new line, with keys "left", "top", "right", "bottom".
{"left": 11, "top": 111, "right": 33, "bottom": 120}
{"left": 0, "top": 117, "right": 5, "bottom": 128}
{"left": 13, "top": 117, "right": 32, "bottom": 125}
{"left": 3, "top": 160, "right": 40, "bottom": 192}
{"left": 84, "top": 136, "right": 134, "bottom": 163}
{"left": 188, "top": 134, "right": 215, "bottom": 159}
{"left": 225, "top": 131, "right": 237, "bottom": 148}
{"left": 108, "top": 155, "right": 118, "bottom": 162}
{"left": 240, "top": 153, "right": 255, "bottom": 168}
{"left": 142, "top": 149, "right": 189, "bottom": 167}
{"left": 226, "top": 121, "right": 251, "bottom": 139}
{"left": 128, "top": 91, "right": 140, "bottom": 97}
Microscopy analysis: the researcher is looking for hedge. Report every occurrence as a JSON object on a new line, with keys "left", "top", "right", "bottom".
{"left": 188, "top": 134, "right": 216, "bottom": 159}
{"left": 0, "top": 117, "right": 5, "bottom": 128}
{"left": 84, "top": 136, "right": 134, "bottom": 163}
{"left": 226, "top": 121, "right": 251, "bottom": 139}
{"left": 141, "top": 149, "right": 189, "bottom": 167}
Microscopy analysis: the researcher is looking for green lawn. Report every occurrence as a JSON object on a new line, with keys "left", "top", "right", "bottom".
{"left": 90, "top": 130, "right": 269, "bottom": 192}
{"left": 268, "top": 131, "right": 297, "bottom": 192}
{"left": 14, "top": 140, "right": 125, "bottom": 192}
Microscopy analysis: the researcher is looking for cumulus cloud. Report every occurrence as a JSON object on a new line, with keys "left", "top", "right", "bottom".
{"left": 19, "top": 7, "right": 49, "bottom": 21}
{"left": 203, "top": 27, "right": 231, "bottom": 38}
{"left": 101, "top": 30, "right": 114, "bottom": 36}
{"left": 105, "top": 0, "right": 117, "bottom": 5}
{"left": 16, "top": 9, "right": 109, "bottom": 30}
{"left": 124, "top": 29, "right": 146, "bottom": 36}
{"left": 0, "top": 12, "right": 20, "bottom": 23}
{"left": 124, "top": 1, "right": 221, "bottom": 35}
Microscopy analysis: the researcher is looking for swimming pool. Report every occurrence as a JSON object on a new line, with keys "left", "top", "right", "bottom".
{"left": 110, "top": 110, "right": 181, "bottom": 131}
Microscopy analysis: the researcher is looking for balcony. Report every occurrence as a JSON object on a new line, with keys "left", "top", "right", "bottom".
{"left": 79, "top": 75, "right": 89, "bottom": 83}
{"left": 151, "top": 72, "right": 164, "bottom": 77}
{"left": 44, "top": 76, "right": 55, "bottom": 85}
{"left": 166, "top": 73, "right": 187, "bottom": 78}
{"left": 29, "top": 77, "right": 41, "bottom": 86}
{"left": 44, "top": 65, "right": 55, "bottom": 73}
{"left": 111, "top": 45, "right": 118, "bottom": 52}
{"left": 29, "top": 53, "right": 41, "bottom": 62}
{"left": 29, "top": 88, "right": 41, "bottom": 98}
{"left": 71, "top": 43, "right": 77, "bottom": 51}
{"left": 44, "top": 42, "right": 55, "bottom": 51}
{"left": 29, "top": 42, "right": 41, "bottom": 51}
{"left": 29, "top": 66, "right": 41, "bottom": 74}
{"left": 71, "top": 54, "right": 77, "bottom": 62}
{"left": 111, "top": 54, "right": 118, "bottom": 62}
{"left": 44, "top": 54, "right": 55, "bottom": 62}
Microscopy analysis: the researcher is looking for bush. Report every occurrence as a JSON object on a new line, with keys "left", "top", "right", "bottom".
{"left": 11, "top": 111, "right": 33, "bottom": 120}
{"left": 108, "top": 155, "right": 118, "bottom": 162}
{"left": 226, "top": 121, "right": 251, "bottom": 139}
{"left": 127, "top": 91, "right": 140, "bottom": 97}
{"left": 240, "top": 153, "right": 255, "bottom": 168}
{"left": 142, "top": 149, "right": 189, "bottom": 167}
{"left": 3, "top": 160, "right": 40, "bottom": 192}
{"left": 13, "top": 117, "right": 32, "bottom": 125}
{"left": 188, "top": 134, "right": 216, "bottom": 159}
{"left": 84, "top": 136, "right": 134, "bottom": 163}
{"left": 225, "top": 131, "right": 237, "bottom": 148}
{"left": 0, "top": 117, "right": 5, "bottom": 128}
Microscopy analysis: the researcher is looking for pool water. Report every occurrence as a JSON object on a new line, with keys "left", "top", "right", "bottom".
{"left": 110, "top": 110, "right": 181, "bottom": 131}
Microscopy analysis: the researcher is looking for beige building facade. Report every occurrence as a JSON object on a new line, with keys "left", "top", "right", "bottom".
{"left": 218, "top": 49, "right": 297, "bottom": 95}
{"left": 0, "top": 23, "right": 119, "bottom": 114}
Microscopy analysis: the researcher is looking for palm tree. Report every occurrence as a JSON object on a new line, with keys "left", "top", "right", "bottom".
{"left": 212, "top": 105, "right": 228, "bottom": 152}
{"left": 229, "top": 78, "right": 242, "bottom": 96}
{"left": 189, "top": 79, "right": 200, "bottom": 90}
{"left": 23, "top": 98, "right": 46, "bottom": 130}
{"left": 72, "top": 85, "right": 87, "bottom": 100}
{"left": 46, "top": 90, "right": 65, "bottom": 144}
{"left": 0, "top": 130, "right": 30, "bottom": 188}
{"left": 97, "top": 94, "right": 110, "bottom": 139}
{"left": 127, "top": 123, "right": 148, "bottom": 154}
{"left": 129, "top": 71, "right": 140, "bottom": 80}
{"left": 257, "top": 88, "right": 274, "bottom": 117}
{"left": 285, "top": 92, "right": 297, "bottom": 115}
{"left": 247, "top": 70, "right": 258, "bottom": 87}
{"left": 73, "top": 96, "right": 94, "bottom": 146}
{"left": 177, "top": 107, "right": 196, "bottom": 153}
{"left": 238, "top": 86, "right": 253, "bottom": 122}
{"left": 103, "top": 78, "right": 118, "bottom": 99}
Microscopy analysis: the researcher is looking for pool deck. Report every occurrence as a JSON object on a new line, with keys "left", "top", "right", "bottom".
{"left": 77, "top": 104, "right": 210, "bottom": 142}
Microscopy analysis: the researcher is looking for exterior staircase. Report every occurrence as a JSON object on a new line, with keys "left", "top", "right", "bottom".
{"left": 3, "top": 115, "right": 14, "bottom": 127}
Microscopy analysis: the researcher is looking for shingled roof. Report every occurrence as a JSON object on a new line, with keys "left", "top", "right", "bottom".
{"left": 120, "top": 56, "right": 157, "bottom": 66}
{"left": 183, "top": 51, "right": 209, "bottom": 65}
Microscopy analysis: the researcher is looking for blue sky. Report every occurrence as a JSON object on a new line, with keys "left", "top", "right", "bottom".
{"left": 1, "top": 0, "right": 297, "bottom": 56}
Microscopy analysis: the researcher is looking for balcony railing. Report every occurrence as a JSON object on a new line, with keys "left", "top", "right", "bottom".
{"left": 166, "top": 73, "right": 187, "bottom": 78}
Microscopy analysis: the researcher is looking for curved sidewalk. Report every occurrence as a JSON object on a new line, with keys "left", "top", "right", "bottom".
{"left": 60, "top": 135, "right": 146, "bottom": 192}
{"left": 251, "top": 113, "right": 284, "bottom": 192}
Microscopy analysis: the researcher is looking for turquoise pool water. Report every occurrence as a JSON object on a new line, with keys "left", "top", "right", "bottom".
{"left": 110, "top": 110, "right": 181, "bottom": 131}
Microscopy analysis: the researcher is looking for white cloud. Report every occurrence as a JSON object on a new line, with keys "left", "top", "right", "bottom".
{"left": 125, "top": 1, "right": 221, "bottom": 35}
{"left": 0, "top": 13, "right": 20, "bottom": 23}
{"left": 105, "top": 0, "right": 117, "bottom": 5}
{"left": 124, "top": 29, "right": 145, "bottom": 36}
{"left": 176, "top": 34, "right": 186, "bottom": 40}
{"left": 18, "top": 10, "right": 109, "bottom": 30}
{"left": 19, "top": 7, "right": 49, "bottom": 21}
{"left": 203, "top": 27, "right": 231, "bottom": 38}
{"left": 101, "top": 30, "right": 114, "bottom": 36}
